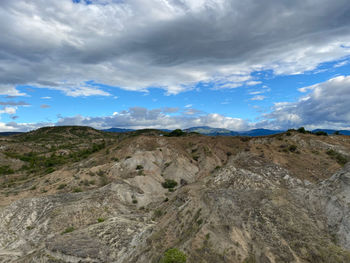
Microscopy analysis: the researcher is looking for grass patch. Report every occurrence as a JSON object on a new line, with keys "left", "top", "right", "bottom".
{"left": 72, "top": 187, "right": 82, "bottom": 193}
{"left": 160, "top": 248, "right": 187, "bottom": 263}
{"left": 326, "top": 149, "right": 348, "bottom": 166}
{"left": 0, "top": 165, "right": 14, "bottom": 175}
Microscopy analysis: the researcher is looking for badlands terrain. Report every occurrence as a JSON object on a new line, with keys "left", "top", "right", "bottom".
{"left": 0, "top": 126, "right": 350, "bottom": 262}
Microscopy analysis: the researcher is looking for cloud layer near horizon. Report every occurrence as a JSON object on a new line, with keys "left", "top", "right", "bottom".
{"left": 1, "top": 0, "right": 350, "bottom": 96}
{"left": 0, "top": 75, "right": 349, "bottom": 132}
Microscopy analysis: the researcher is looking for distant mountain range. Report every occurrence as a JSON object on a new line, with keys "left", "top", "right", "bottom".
{"left": 184, "top": 126, "right": 239, "bottom": 136}
{"left": 102, "top": 128, "right": 135, "bottom": 133}
{"left": 102, "top": 126, "right": 350, "bottom": 136}
{"left": 0, "top": 132, "right": 23, "bottom": 136}
{"left": 184, "top": 126, "right": 284, "bottom": 136}
{"left": 1, "top": 127, "right": 349, "bottom": 137}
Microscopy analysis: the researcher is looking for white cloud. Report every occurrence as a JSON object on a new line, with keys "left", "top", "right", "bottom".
{"left": 334, "top": 60, "right": 349, "bottom": 68}
{"left": 35, "top": 83, "right": 111, "bottom": 97}
{"left": 0, "top": 106, "right": 17, "bottom": 114}
{"left": 249, "top": 91, "right": 263, "bottom": 95}
{"left": 250, "top": 95, "right": 266, "bottom": 101}
{"left": 246, "top": 81, "right": 262, "bottom": 86}
{"left": 263, "top": 75, "right": 350, "bottom": 129}
{"left": 0, "top": 85, "right": 26, "bottom": 97}
{"left": 62, "top": 86, "right": 111, "bottom": 97}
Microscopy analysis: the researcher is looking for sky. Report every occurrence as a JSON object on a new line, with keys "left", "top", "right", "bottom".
{"left": 0, "top": 0, "right": 350, "bottom": 132}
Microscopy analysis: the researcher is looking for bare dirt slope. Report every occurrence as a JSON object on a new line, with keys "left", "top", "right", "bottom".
{"left": 0, "top": 126, "right": 350, "bottom": 262}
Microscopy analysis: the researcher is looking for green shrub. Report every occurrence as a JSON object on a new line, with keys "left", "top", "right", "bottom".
{"left": 313, "top": 131, "right": 328, "bottom": 136}
{"left": 57, "top": 184, "right": 66, "bottom": 189}
{"left": 167, "top": 129, "right": 186, "bottom": 137}
{"left": 153, "top": 209, "right": 163, "bottom": 219}
{"left": 99, "top": 175, "right": 109, "bottom": 186}
{"left": 0, "top": 165, "right": 14, "bottom": 175}
{"left": 97, "top": 218, "right": 105, "bottom": 223}
{"left": 288, "top": 145, "right": 297, "bottom": 152}
{"left": 160, "top": 248, "right": 187, "bottom": 263}
{"left": 162, "top": 179, "right": 178, "bottom": 189}
{"left": 136, "top": 165, "right": 143, "bottom": 170}
{"left": 243, "top": 255, "right": 256, "bottom": 263}
{"left": 297, "top": 127, "right": 307, "bottom": 134}
{"left": 97, "top": 170, "right": 104, "bottom": 176}
{"left": 45, "top": 167, "right": 55, "bottom": 174}
{"left": 73, "top": 187, "right": 82, "bottom": 193}
{"left": 61, "top": 226, "right": 75, "bottom": 234}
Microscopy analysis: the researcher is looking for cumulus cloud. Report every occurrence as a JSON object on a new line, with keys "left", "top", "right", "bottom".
{"left": 0, "top": 0, "right": 349, "bottom": 95}
{"left": 263, "top": 75, "right": 350, "bottom": 130}
{"left": 55, "top": 106, "right": 251, "bottom": 131}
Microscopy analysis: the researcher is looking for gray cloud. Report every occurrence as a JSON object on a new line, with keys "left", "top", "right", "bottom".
{"left": 162, "top": 107, "right": 179, "bottom": 113}
{"left": 0, "top": 0, "right": 349, "bottom": 95}
{"left": 40, "top": 104, "right": 51, "bottom": 109}
{"left": 262, "top": 75, "right": 350, "bottom": 130}
{"left": 0, "top": 101, "right": 30, "bottom": 106}
{"left": 183, "top": 108, "right": 202, "bottom": 115}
